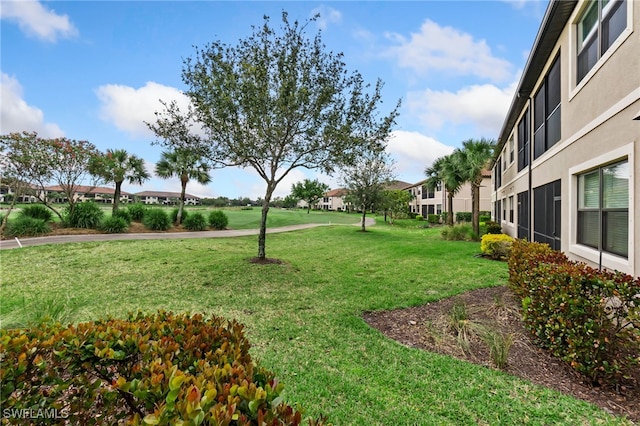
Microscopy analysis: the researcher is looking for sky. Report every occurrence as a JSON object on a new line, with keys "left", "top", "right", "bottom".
{"left": 0, "top": 0, "right": 548, "bottom": 199}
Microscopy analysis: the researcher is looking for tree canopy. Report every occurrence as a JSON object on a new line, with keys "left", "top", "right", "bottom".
{"left": 291, "top": 179, "right": 330, "bottom": 213}
{"left": 341, "top": 148, "right": 394, "bottom": 232}
{"left": 149, "top": 12, "right": 399, "bottom": 260}
{"left": 89, "top": 149, "right": 150, "bottom": 213}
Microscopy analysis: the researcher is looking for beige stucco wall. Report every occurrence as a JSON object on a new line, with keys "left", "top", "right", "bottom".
{"left": 494, "top": 0, "right": 639, "bottom": 275}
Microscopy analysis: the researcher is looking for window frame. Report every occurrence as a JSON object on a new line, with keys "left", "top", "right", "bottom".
{"left": 517, "top": 108, "right": 530, "bottom": 172}
{"left": 533, "top": 54, "right": 561, "bottom": 160}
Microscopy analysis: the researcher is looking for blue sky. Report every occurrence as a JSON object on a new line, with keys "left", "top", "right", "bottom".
{"left": 1, "top": 0, "right": 547, "bottom": 199}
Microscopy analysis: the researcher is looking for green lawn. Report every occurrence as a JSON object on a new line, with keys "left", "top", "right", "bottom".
{"left": 0, "top": 225, "right": 630, "bottom": 425}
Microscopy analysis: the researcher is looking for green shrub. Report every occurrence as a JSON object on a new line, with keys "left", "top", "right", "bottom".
{"left": 127, "top": 203, "right": 148, "bottom": 222}
{"left": 209, "top": 210, "right": 229, "bottom": 230}
{"left": 415, "top": 215, "right": 424, "bottom": 221}
{"left": 64, "top": 202, "right": 104, "bottom": 229}
{"left": 99, "top": 216, "right": 129, "bottom": 233}
{"left": 455, "top": 212, "right": 472, "bottom": 223}
{"left": 427, "top": 214, "right": 440, "bottom": 225}
{"left": 112, "top": 208, "right": 132, "bottom": 224}
{"left": 183, "top": 212, "right": 207, "bottom": 231}
{"left": 480, "top": 234, "right": 514, "bottom": 260}
{"left": 143, "top": 208, "right": 171, "bottom": 231}
{"left": 3, "top": 216, "right": 51, "bottom": 237}
{"left": 508, "top": 240, "right": 640, "bottom": 385}
{"left": 170, "top": 207, "right": 189, "bottom": 223}
{"left": 441, "top": 224, "right": 473, "bottom": 241}
{"left": 19, "top": 204, "right": 53, "bottom": 222}
{"left": 479, "top": 214, "right": 491, "bottom": 223}
{"left": 485, "top": 220, "right": 502, "bottom": 234}
{"left": 0, "top": 311, "right": 327, "bottom": 425}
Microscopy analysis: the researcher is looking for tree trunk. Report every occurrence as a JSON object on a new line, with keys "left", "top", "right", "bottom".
{"left": 361, "top": 206, "right": 367, "bottom": 232}
{"left": 471, "top": 182, "right": 480, "bottom": 236}
{"left": 257, "top": 186, "right": 274, "bottom": 259}
{"left": 447, "top": 193, "right": 454, "bottom": 226}
{"left": 177, "top": 177, "right": 188, "bottom": 225}
{"left": 307, "top": 203, "right": 310, "bottom": 214}
{"left": 113, "top": 181, "right": 122, "bottom": 214}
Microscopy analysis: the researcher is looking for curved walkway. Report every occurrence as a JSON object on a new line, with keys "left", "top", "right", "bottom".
{"left": 0, "top": 218, "right": 375, "bottom": 250}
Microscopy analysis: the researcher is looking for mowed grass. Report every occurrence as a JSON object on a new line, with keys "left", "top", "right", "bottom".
{"left": 0, "top": 225, "right": 629, "bottom": 425}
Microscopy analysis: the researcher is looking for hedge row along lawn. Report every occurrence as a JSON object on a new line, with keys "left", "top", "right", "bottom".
{"left": 0, "top": 225, "right": 631, "bottom": 425}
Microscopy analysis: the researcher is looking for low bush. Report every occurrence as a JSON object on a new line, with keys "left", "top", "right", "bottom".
{"left": 19, "top": 204, "right": 53, "bottom": 222}
{"left": 127, "top": 203, "right": 148, "bottom": 222}
{"left": 479, "top": 214, "right": 491, "bottom": 223}
{"left": 209, "top": 210, "right": 229, "bottom": 230}
{"left": 99, "top": 216, "right": 129, "bottom": 233}
{"left": 143, "top": 208, "right": 172, "bottom": 231}
{"left": 3, "top": 217, "right": 51, "bottom": 238}
{"left": 0, "top": 311, "right": 327, "bottom": 425}
{"left": 64, "top": 202, "right": 104, "bottom": 229}
{"left": 441, "top": 224, "right": 474, "bottom": 241}
{"left": 484, "top": 221, "right": 502, "bottom": 234}
{"left": 455, "top": 212, "right": 472, "bottom": 223}
{"left": 112, "top": 208, "right": 132, "bottom": 224}
{"left": 170, "top": 207, "right": 189, "bottom": 224}
{"left": 508, "top": 240, "right": 640, "bottom": 385}
{"left": 427, "top": 214, "right": 440, "bottom": 225}
{"left": 415, "top": 215, "right": 424, "bottom": 221}
{"left": 183, "top": 212, "right": 207, "bottom": 231}
{"left": 480, "top": 234, "right": 514, "bottom": 260}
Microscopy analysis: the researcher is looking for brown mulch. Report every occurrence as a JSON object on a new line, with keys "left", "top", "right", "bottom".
{"left": 363, "top": 285, "right": 639, "bottom": 423}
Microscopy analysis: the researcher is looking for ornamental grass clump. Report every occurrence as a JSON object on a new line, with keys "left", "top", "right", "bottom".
{"left": 143, "top": 208, "right": 171, "bottom": 231}
{"left": 19, "top": 204, "right": 53, "bottom": 222}
{"left": 209, "top": 210, "right": 229, "bottom": 230}
{"left": 3, "top": 216, "right": 51, "bottom": 238}
{"left": 183, "top": 212, "right": 207, "bottom": 231}
{"left": 63, "top": 202, "right": 104, "bottom": 229}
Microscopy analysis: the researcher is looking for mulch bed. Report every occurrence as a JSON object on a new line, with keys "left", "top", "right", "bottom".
{"left": 363, "top": 285, "right": 639, "bottom": 423}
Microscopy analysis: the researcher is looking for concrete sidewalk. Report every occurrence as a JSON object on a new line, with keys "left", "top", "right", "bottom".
{"left": 0, "top": 218, "right": 375, "bottom": 250}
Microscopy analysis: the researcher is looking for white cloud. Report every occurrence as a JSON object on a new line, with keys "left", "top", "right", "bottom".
{"left": 0, "top": 0, "right": 77, "bottom": 42}
{"left": 384, "top": 19, "right": 513, "bottom": 82}
{"left": 96, "top": 82, "right": 191, "bottom": 138}
{"left": 0, "top": 73, "right": 64, "bottom": 137}
{"left": 386, "top": 130, "right": 454, "bottom": 183}
{"left": 407, "top": 81, "right": 517, "bottom": 135}
{"left": 310, "top": 5, "right": 342, "bottom": 31}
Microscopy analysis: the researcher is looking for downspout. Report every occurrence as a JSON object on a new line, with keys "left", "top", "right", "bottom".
{"left": 527, "top": 99, "right": 533, "bottom": 243}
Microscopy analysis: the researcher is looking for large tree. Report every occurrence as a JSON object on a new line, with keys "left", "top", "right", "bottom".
{"left": 291, "top": 179, "right": 330, "bottom": 213}
{"left": 89, "top": 149, "right": 150, "bottom": 214}
{"left": 0, "top": 131, "right": 101, "bottom": 221}
{"left": 149, "top": 12, "right": 399, "bottom": 260}
{"left": 155, "top": 149, "right": 211, "bottom": 225}
{"left": 455, "top": 138, "right": 495, "bottom": 235}
{"left": 341, "top": 148, "right": 394, "bottom": 232}
{"left": 381, "top": 189, "right": 413, "bottom": 224}
{"left": 424, "top": 153, "right": 465, "bottom": 226}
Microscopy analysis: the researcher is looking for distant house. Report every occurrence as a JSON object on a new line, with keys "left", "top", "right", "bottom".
{"left": 135, "top": 191, "right": 200, "bottom": 205}
{"left": 316, "top": 188, "right": 349, "bottom": 211}
{"left": 403, "top": 171, "right": 492, "bottom": 219}
{"left": 0, "top": 182, "right": 39, "bottom": 203}
{"left": 43, "top": 185, "right": 131, "bottom": 204}
{"left": 491, "top": 0, "right": 638, "bottom": 275}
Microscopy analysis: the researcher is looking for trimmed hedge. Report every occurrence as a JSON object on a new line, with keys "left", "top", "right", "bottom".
{"left": 0, "top": 311, "right": 327, "bottom": 425}
{"left": 484, "top": 220, "right": 502, "bottom": 234}
{"left": 427, "top": 214, "right": 440, "bottom": 225}
{"left": 455, "top": 212, "right": 472, "bottom": 223}
{"left": 508, "top": 240, "right": 640, "bottom": 385}
{"left": 480, "top": 234, "right": 514, "bottom": 260}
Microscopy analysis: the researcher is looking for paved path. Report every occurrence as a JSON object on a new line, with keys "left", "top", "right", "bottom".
{"left": 0, "top": 218, "right": 375, "bottom": 250}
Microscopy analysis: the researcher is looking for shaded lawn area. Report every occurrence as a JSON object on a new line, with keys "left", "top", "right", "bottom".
{"left": 0, "top": 226, "right": 631, "bottom": 425}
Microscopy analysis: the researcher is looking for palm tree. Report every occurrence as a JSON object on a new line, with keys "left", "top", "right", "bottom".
{"left": 455, "top": 138, "right": 495, "bottom": 236}
{"left": 90, "top": 149, "right": 150, "bottom": 214}
{"left": 424, "top": 154, "right": 464, "bottom": 226}
{"left": 155, "top": 149, "right": 211, "bottom": 225}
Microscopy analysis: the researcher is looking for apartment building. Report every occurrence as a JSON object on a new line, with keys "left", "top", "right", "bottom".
{"left": 491, "top": 0, "right": 639, "bottom": 275}
{"left": 135, "top": 191, "right": 200, "bottom": 206}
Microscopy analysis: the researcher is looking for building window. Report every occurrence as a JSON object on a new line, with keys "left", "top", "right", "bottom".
{"left": 577, "top": 0, "right": 627, "bottom": 83}
{"left": 494, "top": 157, "right": 502, "bottom": 190}
{"left": 534, "top": 180, "right": 562, "bottom": 251}
{"left": 509, "top": 196, "right": 514, "bottom": 223}
{"left": 436, "top": 181, "right": 442, "bottom": 192}
{"left": 517, "top": 109, "right": 530, "bottom": 172}
{"left": 517, "top": 190, "right": 530, "bottom": 240}
{"left": 436, "top": 204, "right": 442, "bottom": 215}
{"left": 577, "top": 160, "right": 628, "bottom": 258}
{"left": 502, "top": 198, "right": 507, "bottom": 223}
{"left": 495, "top": 199, "right": 502, "bottom": 223}
{"left": 533, "top": 54, "right": 561, "bottom": 160}
{"left": 509, "top": 136, "right": 514, "bottom": 164}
